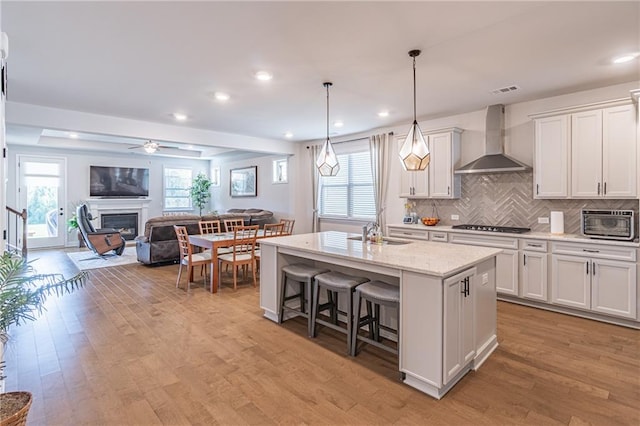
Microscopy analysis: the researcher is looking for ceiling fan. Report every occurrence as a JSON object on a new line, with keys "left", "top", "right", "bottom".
{"left": 128, "top": 140, "right": 170, "bottom": 154}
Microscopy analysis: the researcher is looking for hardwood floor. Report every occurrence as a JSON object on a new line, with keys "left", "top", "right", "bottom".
{"left": 3, "top": 249, "right": 639, "bottom": 425}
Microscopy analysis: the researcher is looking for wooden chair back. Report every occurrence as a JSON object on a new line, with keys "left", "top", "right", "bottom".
{"left": 174, "top": 225, "right": 193, "bottom": 259}
{"left": 280, "top": 218, "right": 295, "bottom": 235}
{"left": 263, "top": 222, "right": 285, "bottom": 237}
{"left": 199, "top": 220, "right": 222, "bottom": 234}
{"left": 224, "top": 218, "right": 245, "bottom": 233}
{"left": 173, "top": 225, "right": 211, "bottom": 290}
{"left": 231, "top": 225, "right": 259, "bottom": 257}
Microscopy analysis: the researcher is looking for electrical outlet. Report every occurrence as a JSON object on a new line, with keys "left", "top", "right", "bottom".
{"left": 451, "top": 214, "right": 459, "bottom": 221}
{"left": 482, "top": 273, "right": 489, "bottom": 284}
{"left": 538, "top": 217, "right": 549, "bottom": 224}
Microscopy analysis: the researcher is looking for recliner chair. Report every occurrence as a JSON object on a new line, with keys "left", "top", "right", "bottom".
{"left": 76, "top": 204, "right": 126, "bottom": 256}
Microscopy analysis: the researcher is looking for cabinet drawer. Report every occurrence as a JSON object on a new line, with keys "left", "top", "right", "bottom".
{"left": 519, "top": 239, "right": 548, "bottom": 252}
{"left": 387, "top": 227, "right": 429, "bottom": 241}
{"left": 430, "top": 231, "right": 449, "bottom": 242}
{"left": 449, "top": 233, "right": 518, "bottom": 249}
{"left": 551, "top": 242, "right": 636, "bottom": 262}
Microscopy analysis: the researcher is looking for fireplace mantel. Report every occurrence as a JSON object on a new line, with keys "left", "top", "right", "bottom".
{"left": 86, "top": 198, "right": 152, "bottom": 237}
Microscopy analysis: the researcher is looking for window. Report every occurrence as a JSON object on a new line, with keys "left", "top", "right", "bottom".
{"left": 164, "top": 167, "right": 193, "bottom": 210}
{"left": 272, "top": 158, "right": 288, "bottom": 184}
{"left": 319, "top": 150, "right": 375, "bottom": 219}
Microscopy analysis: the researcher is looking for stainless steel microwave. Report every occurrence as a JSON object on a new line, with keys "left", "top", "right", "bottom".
{"left": 581, "top": 209, "right": 636, "bottom": 241}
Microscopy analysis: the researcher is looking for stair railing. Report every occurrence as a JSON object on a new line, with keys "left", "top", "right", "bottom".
{"left": 5, "top": 206, "right": 27, "bottom": 257}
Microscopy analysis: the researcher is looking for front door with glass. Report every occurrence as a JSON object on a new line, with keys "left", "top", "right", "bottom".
{"left": 18, "top": 156, "right": 67, "bottom": 249}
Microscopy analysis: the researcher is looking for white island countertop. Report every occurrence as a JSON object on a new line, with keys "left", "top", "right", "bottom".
{"left": 259, "top": 231, "right": 502, "bottom": 277}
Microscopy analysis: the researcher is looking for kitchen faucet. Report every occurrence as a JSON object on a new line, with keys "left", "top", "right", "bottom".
{"left": 362, "top": 222, "right": 375, "bottom": 241}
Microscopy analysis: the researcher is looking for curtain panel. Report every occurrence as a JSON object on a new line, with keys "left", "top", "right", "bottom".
{"left": 369, "top": 132, "right": 392, "bottom": 232}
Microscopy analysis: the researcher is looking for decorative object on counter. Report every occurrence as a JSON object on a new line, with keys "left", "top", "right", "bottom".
{"left": 421, "top": 217, "right": 439, "bottom": 226}
{"left": 399, "top": 49, "right": 430, "bottom": 171}
{"left": 316, "top": 82, "right": 340, "bottom": 176}
{"left": 403, "top": 201, "right": 418, "bottom": 224}
{"left": 421, "top": 202, "right": 440, "bottom": 226}
{"left": 550, "top": 211, "right": 565, "bottom": 235}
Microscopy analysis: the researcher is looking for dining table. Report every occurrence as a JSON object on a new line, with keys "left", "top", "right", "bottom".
{"left": 188, "top": 229, "right": 267, "bottom": 293}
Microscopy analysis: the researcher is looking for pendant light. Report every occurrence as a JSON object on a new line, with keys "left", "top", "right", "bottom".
{"left": 316, "top": 82, "right": 340, "bottom": 176}
{"left": 399, "top": 49, "right": 430, "bottom": 171}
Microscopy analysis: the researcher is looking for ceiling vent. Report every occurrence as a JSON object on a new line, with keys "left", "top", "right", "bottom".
{"left": 491, "top": 85, "right": 520, "bottom": 95}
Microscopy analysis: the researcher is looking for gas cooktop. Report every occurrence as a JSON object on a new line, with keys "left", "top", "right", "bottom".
{"left": 451, "top": 224, "right": 531, "bottom": 234}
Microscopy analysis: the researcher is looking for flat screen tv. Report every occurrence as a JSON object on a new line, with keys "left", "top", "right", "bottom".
{"left": 89, "top": 166, "right": 149, "bottom": 197}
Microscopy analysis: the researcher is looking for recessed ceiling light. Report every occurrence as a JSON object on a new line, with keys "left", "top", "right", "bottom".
{"left": 333, "top": 121, "right": 344, "bottom": 128}
{"left": 214, "top": 92, "right": 230, "bottom": 101}
{"left": 378, "top": 111, "right": 389, "bottom": 117}
{"left": 255, "top": 71, "right": 273, "bottom": 81}
{"left": 173, "top": 113, "right": 188, "bottom": 121}
{"left": 68, "top": 132, "right": 78, "bottom": 139}
{"left": 613, "top": 53, "right": 639, "bottom": 64}
{"left": 284, "top": 131, "right": 293, "bottom": 138}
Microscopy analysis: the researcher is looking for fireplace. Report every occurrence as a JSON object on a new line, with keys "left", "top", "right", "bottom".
{"left": 101, "top": 213, "right": 138, "bottom": 241}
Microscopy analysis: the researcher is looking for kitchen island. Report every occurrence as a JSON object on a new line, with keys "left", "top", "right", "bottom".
{"left": 259, "top": 231, "right": 502, "bottom": 399}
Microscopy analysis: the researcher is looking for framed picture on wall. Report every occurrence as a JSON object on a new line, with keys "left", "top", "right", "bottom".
{"left": 230, "top": 166, "right": 257, "bottom": 197}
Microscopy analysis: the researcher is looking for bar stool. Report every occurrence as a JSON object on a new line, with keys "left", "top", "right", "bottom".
{"left": 279, "top": 264, "right": 330, "bottom": 337}
{"left": 311, "top": 271, "right": 369, "bottom": 354}
{"left": 350, "top": 280, "right": 400, "bottom": 357}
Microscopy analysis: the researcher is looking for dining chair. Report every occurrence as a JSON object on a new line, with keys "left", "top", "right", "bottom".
{"left": 217, "top": 225, "right": 259, "bottom": 290}
{"left": 174, "top": 225, "right": 212, "bottom": 290}
{"left": 280, "top": 218, "right": 295, "bottom": 235}
{"left": 224, "top": 218, "right": 246, "bottom": 233}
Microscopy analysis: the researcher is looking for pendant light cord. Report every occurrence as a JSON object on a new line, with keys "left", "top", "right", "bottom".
{"left": 412, "top": 55, "right": 417, "bottom": 123}
{"left": 326, "top": 83, "right": 330, "bottom": 142}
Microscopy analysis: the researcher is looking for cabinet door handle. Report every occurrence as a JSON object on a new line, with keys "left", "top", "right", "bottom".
{"left": 528, "top": 243, "right": 543, "bottom": 248}
{"left": 597, "top": 182, "right": 601, "bottom": 195}
{"left": 536, "top": 184, "right": 539, "bottom": 195}
{"left": 592, "top": 262, "right": 596, "bottom": 275}
{"left": 448, "top": 186, "right": 450, "bottom": 195}
{"left": 583, "top": 248, "right": 599, "bottom": 253}
{"left": 586, "top": 262, "right": 589, "bottom": 275}
{"left": 523, "top": 254, "right": 527, "bottom": 266}
{"left": 604, "top": 182, "right": 607, "bottom": 195}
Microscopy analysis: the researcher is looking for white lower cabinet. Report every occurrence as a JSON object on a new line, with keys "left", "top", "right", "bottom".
{"left": 496, "top": 250, "right": 519, "bottom": 296}
{"left": 520, "top": 239, "right": 549, "bottom": 302}
{"left": 521, "top": 251, "right": 548, "bottom": 301}
{"left": 387, "top": 226, "right": 429, "bottom": 241}
{"left": 552, "top": 255, "right": 592, "bottom": 309}
{"left": 443, "top": 268, "right": 475, "bottom": 385}
{"left": 551, "top": 242, "right": 637, "bottom": 319}
{"left": 591, "top": 259, "right": 637, "bottom": 319}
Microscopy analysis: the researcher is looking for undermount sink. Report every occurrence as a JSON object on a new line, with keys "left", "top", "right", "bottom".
{"left": 347, "top": 235, "right": 411, "bottom": 246}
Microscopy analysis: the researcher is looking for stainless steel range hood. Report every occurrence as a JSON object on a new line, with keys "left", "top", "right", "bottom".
{"left": 455, "top": 104, "right": 531, "bottom": 174}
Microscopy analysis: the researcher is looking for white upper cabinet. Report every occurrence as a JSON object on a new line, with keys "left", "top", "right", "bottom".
{"left": 602, "top": 105, "right": 637, "bottom": 198}
{"left": 531, "top": 99, "right": 637, "bottom": 199}
{"left": 398, "top": 128, "right": 462, "bottom": 199}
{"left": 571, "top": 109, "right": 603, "bottom": 197}
{"left": 533, "top": 115, "right": 570, "bottom": 198}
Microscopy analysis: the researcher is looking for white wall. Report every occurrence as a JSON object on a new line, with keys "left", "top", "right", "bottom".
{"left": 5, "top": 144, "right": 210, "bottom": 245}
{"left": 210, "top": 154, "right": 296, "bottom": 222}
{"left": 292, "top": 81, "right": 639, "bottom": 233}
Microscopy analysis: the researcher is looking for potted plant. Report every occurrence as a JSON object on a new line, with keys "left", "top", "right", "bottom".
{"left": 189, "top": 172, "right": 212, "bottom": 216}
{"left": 0, "top": 252, "right": 88, "bottom": 424}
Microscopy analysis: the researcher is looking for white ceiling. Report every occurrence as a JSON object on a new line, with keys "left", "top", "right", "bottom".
{"left": 2, "top": 1, "right": 639, "bottom": 158}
